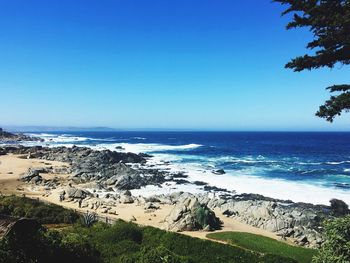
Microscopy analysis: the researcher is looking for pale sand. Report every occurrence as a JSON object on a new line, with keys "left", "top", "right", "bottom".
{"left": 0, "top": 154, "right": 282, "bottom": 242}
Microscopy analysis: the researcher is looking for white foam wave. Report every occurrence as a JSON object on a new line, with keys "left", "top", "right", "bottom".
{"left": 103, "top": 143, "right": 202, "bottom": 153}
{"left": 17, "top": 133, "right": 350, "bottom": 205}
{"left": 27, "top": 133, "right": 54, "bottom": 137}
{"left": 24, "top": 133, "right": 201, "bottom": 155}
{"left": 145, "top": 158, "right": 350, "bottom": 205}
{"left": 131, "top": 183, "right": 205, "bottom": 197}
{"left": 194, "top": 171, "right": 350, "bottom": 205}
{"left": 30, "top": 133, "right": 90, "bottom": 143}
{"left": 297, "top": 162, "right": 322, "bottom": 165}
{"left": 206, "top": 156, "right": 278, "bottom": 165}
{"left": 61, "top": 142, "right": 201, "bottom": 155}
{"left": 326, "top": 161, "right": 350, "bottom": 165}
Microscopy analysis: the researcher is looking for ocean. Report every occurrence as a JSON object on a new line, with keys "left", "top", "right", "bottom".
{"left": 24, "top": 131, "right": 350, "bottom": 205}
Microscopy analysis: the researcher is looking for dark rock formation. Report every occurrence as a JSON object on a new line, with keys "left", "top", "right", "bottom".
{"left": 21, "top": 169, "right": 43, "bottom": 184}
{"left": 330, "top": 198, "right": 349, "bottom": 216}
{"left": 0, "top": 128, "right": 43, "bottom": 143}
{"left": 64, "top": 187, "right": 90, "bottom": 199}
{"left": 1, "top": 145, "right": 165, "bottom": 190}
{"left": 212, "top": 169, "right": 225, "bottom": 175}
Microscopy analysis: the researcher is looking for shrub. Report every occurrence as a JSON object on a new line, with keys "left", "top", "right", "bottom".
{"left": 81, "top": 212, "right": 98, "bottom": 227}
{"left": 0, "top": 196, "right": 79, "bottom": 224}
{"left": 131, "top": 246, "right": 192, "bottom": 263}
{"left": 94, "top": 220, "right": 143, "bottom": 244}
{"left": 0, "top": 228, "right": 101, "bottom": 263}
{"left": 312, "top": 215, "right": 350, "bottom": 263}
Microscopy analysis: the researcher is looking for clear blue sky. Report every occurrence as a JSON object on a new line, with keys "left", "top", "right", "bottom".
{"left": 1, "top": 0, "right": 349, "bottom": 131}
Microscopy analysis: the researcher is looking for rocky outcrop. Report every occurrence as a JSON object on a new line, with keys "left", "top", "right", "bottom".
{"left": 144, "top": 202, "right": 160, "bottom": 210}
{"left": 20, "top": 169, "right": 43, "bottom": 184}
{"left": 20, "top": 168, "right": 65, "bottom": 189}
{"left": 0, "top": 128, "right": 43, "bottom": 143}
{"left": 1, "top": 145, "right": 165, "bottom": 190}
{"left": 163, "top": 194, "right": 221, "bottom": 232}
{"left": 119, "top": 190, "right": 134, "bottom": 204}
{"left": 114, "top": 174, "right": 143, "bottom": 190}
{"left": 202, "top": 195, "right": 327, "bottom": 248}
{"left": 64, "top": 187, "right": 90, "bottom": 199}
{"left": 155, "top": 192, "right": 329, "bottom": 248}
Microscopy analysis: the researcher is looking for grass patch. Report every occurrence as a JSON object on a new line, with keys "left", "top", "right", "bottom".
{"left": 207, "top": 231, "right": 317, "bottom": 263}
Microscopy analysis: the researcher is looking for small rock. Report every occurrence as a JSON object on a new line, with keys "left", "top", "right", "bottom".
{"left": 144, "top": 202, "right": 160, "bottom": 210}
{"left": 212, "top": 169, "right": 225, "bottom": 175}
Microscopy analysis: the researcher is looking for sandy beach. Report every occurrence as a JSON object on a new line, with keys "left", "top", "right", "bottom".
{"left": 0, "top": 153, "right": 281, "bottom": 242}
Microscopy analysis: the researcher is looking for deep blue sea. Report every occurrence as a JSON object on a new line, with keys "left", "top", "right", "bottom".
{"left": 26, "top": 131, "right": 350, "bottom": 204}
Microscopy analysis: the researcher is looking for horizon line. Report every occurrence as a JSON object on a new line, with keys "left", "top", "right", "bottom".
{"left": 3, "top": 125, "right": 350, "bottom": 133}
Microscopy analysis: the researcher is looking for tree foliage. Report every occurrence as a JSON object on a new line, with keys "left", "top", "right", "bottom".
{"left": 274, "top": 0, "right": 350, "bottom": 122}
{"left": 312, "top": 215, "right": 350, "bottom": 263}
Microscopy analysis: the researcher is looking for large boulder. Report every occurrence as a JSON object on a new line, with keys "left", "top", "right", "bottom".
{"left": 65, "top": 187, "right": 89, "bottom": 199}
{"left": 119, "top": 190, "right": 134, "bottom": 204}
{"left": 144, "top": 202, "right": 160, "bottom": 210}
{"left": 105, "top": 175, "right": 119, "bottom": 185}
{"left": 115, "top": 174, "right": 144, "bottom": 190}
{"left": 163, "top": 195, "right": 221, "bottom": 232}
{"left": 330, "top": 198, "right": 349, "bottom": 216}
{"left": 0, "top": 148, "right": 6, "bottom": 156}
{"left": 21, "top": 169, "right": 42, "bottom": 183}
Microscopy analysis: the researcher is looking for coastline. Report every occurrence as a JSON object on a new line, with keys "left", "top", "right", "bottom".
{"left": 18, "top": 132, "right": 350, "bottom": 206}
{"left": 0, "top": 141, "right": 334, "bottom": 248}
{"left": 0, "top": 153, "right": 281, "bottom": 242}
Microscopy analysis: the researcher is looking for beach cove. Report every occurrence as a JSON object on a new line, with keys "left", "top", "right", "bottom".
{"left": 1, "top": 130, "right": 346, "bottom": 249}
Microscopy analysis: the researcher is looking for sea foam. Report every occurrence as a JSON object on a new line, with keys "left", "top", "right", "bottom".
{"left": 21, "top": 132, "right": 350, "bottom": 205}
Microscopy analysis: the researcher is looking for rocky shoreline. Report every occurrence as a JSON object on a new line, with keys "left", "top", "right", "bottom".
{"left": 0, "top": 128, "right": 43, "bottom": 143}
{"left": 1, "top": 129, "right": 348, "bottom": 248}
{"left": 0, "top": 143, "right": 344, "bottom": 248}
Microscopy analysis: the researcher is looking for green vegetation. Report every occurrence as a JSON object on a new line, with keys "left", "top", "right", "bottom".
{"left": 274, "top": 0, "right": 350, "bottom": 122}
{"left": 0, "top": 195, "right": 79, "bottom": 224}
{"left": 313, "top": 215, "right": 350, "bottom": 263}
{"left": 207, "top": 232, "right": 316, "bottom": 263}
{"left": 0, "top": 219, "right": 301, "bottom": 263}
{"left": 0, "top": 196, "right": 322, "bottom": 263}
{"left": 59, "top": 221, "right": 294, "bottom": 263}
